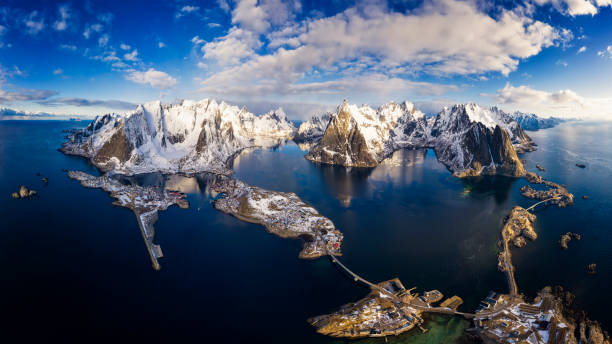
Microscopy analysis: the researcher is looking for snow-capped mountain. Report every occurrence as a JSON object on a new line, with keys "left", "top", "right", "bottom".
{"left": 62, "top": 99, "right": 296, "bottom": 175}
{"left": 509, "top": 111, "right": 564, "bottom": 131}
{"left": 430, "top": 104, "right": 526, "bottom": 177}
{"left": 306, "top": 101, "right": 528, "bottom": 177}
{"left": 305, "top": 100, "right": 424, "bottom": 167}
{"left": 294, "top": 112, "right": 332, "bottom": 141}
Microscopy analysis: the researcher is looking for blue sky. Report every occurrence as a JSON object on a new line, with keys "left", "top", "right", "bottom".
{"left": 1, "top": 0, "right": 612, "bottom": 120}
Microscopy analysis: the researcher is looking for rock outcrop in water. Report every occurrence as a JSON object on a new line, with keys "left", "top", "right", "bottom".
{"left": 61, "top": 99, "right": 296, "bottom": 175}
{"left": 559, "top": 232, "right": 581, "bottom": 250}
{"left": 306, "top": 101, "right": 528, "bottom": 177}
{"left": 11, "top": 185, "right": 37, "bottom": 199}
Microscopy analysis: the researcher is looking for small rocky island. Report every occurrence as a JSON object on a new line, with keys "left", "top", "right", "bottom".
{"left": 211, "top": 176, "right": 343, "bottom": 258}
{"left": 67, "top": 170, "right": 189, "bottom": 270}
{"left": 559, "top": 232, "right": 581, "bottom": 250}
{"left": 520, "top": 178, "right": 574, "bottom": 208}
{"left": 11, "top": 185, "right": 37, "bottom": 199}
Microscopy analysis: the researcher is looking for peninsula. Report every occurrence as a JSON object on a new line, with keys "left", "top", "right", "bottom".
{"left": 67, "top": 170, "right": 189, "bottom": 270}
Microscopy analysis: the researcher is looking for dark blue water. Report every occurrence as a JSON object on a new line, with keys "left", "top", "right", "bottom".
{"left": 1, "top": 120, "right": 610, "bottom": 343}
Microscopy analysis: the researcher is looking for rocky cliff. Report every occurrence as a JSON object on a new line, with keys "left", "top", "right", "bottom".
{"left": 431, "top": 104, "right": 527, "bottom": 177}
{"left": 305, "top": 100, "right": 426, "bottom": 167}
{"left": 61, "top": 99, "right": 296, "bottom": 175}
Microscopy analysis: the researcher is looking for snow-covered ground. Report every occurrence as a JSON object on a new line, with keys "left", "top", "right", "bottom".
{"left": 62, "top": 99, "right": 296, "bottom": 175}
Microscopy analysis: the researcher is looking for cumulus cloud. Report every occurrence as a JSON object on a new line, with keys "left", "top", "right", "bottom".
{"left": 83, "top": 23, "right": 103, "bottom": 39}
{"left": 200, "top": 0, "right": 564, "bottom": 101}
{"left": 53, "top": 4, "right": 71, "bottom": 31}
{"left": 53, "top": 68, "right": 64, "bottom": 75}
{"left": 202, "top": 28, "right": 261, "bottom": 65}
{"left": 191, "top": 36, "right": 205, "bottom": 45}
{"left": 577, "top": 46, "right": 587, "bottom": 54}
{"left": 175, "top": 5, "right": 200, "bottom": 18}
{"left": 491, "top": 83, "right": 612, "bottom": 119}
{"left": 24, "top": 11, "right": 45, "bottom": 35}
{"left": 158, "top": 41, "right": 166, "bottom": 48}
{"left": 38, "top": 97, "right": 137, "bottom": 110}
{"left": 123, "top": 49, "right": 139, "bottom": 62}
{"left": 125, "top": 68, "right": 177, "bottom": 89}
{"left": 231, "top": 0, "right": 269, "bottom": 33}
{"left": 98, "top": 34, "right": 110, "bottom": 47}
{"left": 532, "top": 0, "right": 612, "bottom": 16}
{"left": 597, "top": 45, "right": 612, "bottom": 58}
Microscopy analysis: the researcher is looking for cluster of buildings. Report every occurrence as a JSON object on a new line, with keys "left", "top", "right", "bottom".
{"left": 474, "top": 292, "right": 570, "bottom": 344}
{"left": 309, "top": 279, "right": 425, "bottom": 338}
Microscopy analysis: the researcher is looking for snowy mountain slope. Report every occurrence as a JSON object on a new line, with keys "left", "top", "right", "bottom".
{"left": 430, "top": 104, "right": 526, "bottom": 177}
{"left": 62, "top": 99, "right": 296, "bottom": 175}
{"left": 509, "top": 111, "right": 564, "bottom": 131}
{"left": 306, "top": 101, "right": 527, "bottom": 177}
{"left": 305, "top": 100, "right": 424, "bottom": 167}
{"left": 294, "top": 112, "right": 332, "bottom": 141}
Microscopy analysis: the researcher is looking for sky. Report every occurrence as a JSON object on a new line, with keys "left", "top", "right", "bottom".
{"left": 1, "top": 0, "right": 612, "bottom": 120}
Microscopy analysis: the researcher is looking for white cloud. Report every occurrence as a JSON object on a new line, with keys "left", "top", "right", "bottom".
{"left": 176, "top": 5, "right": 200, "bottom": 18}
{"left": 197, "top": 62, "right": 207, "bottom": 69}
{"left": 492, "top": 83, "right": 612, "bottom": 119}
{"left": 120, "top": 43, "right": 131, "bottom": 50}
{"left": 201, "top": 0, "right": 564, "bottom": 100}
{"left": 124, "top": 49, "right": 139, "bottom": 61}
{"left": 83, "top": 23, "right": 103, "bottom": 39}
{"left": 218, "top": 0, "right": 231, "bottom": 13}
{"left": 202, "top": 27, "right": 261, "bottom": 65}
{"left": 231, "top": 0, "right": 269, "bottom": 33}
{"left": 556, "top": 59, "right": 568, "bottom": 67}
{"left": 231, "top": 0, "right": 300, "bottom": 33}
{"left": 125, "top": 68, "right": 177, "bottom": 89}
{"left": 0, "top": 87, "right": 58, "bottom": 103}
{"left": 158, "top": 41, "right": 166, "bottom": 48}
{"left": 532, "top": 0, "right": 612, "bottom": 16}
{"left": 208, "top": 22, "right": 221, "bottom": 28}
{"left": 53, "top": 68, "right": 64, "bottom": 75}
{"left": 53, "top": 4, "right": 71, "bottom": 31}
{"left": 577, "top": 46, "right": 587, "bottom": 54}
{"left": 191, "top": 36, "right": 205, "bottom": 45}
{"left": 24, "top": 11, "right": 45, "bottom": 35}
{"left": 59, "top": 44, "right": 77, "bottom": 51}
{"left": 597, "top": 45, "right": 612, "bottom": 58}
{"left": 98, "top": 34, "right": 109, "bottom": 47}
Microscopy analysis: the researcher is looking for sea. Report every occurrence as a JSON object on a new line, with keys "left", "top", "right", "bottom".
{"left": 1, "top": 120, "right": 610, "bottom": 343}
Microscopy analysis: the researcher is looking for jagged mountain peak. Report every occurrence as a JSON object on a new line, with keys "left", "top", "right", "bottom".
{"left": 62, "top": 98, "right": 296, "bottom": 175}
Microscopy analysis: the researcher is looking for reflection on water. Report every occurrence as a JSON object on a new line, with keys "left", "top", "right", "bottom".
{"left": 458, "top": 175, "right": 517, "bottom": 205}
{"left": 370, "top": 149, "right": 427, "bottom": 185}
{"left": 4, "top": 121, "right": 612, "bottom": 343}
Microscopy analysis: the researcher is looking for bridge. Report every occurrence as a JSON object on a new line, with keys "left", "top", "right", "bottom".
{"left": 525, "top": 196, "right": 562, "bottom": 212}
{"left": 326, "top": 249, "right": 477, "bottom": 319}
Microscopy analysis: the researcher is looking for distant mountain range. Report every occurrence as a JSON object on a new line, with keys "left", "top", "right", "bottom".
{"left": 508, "top": 111, "right": 565, "bottom": 131}
{"left": 62, "top": 99, "right": 563, "bottom": 178}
